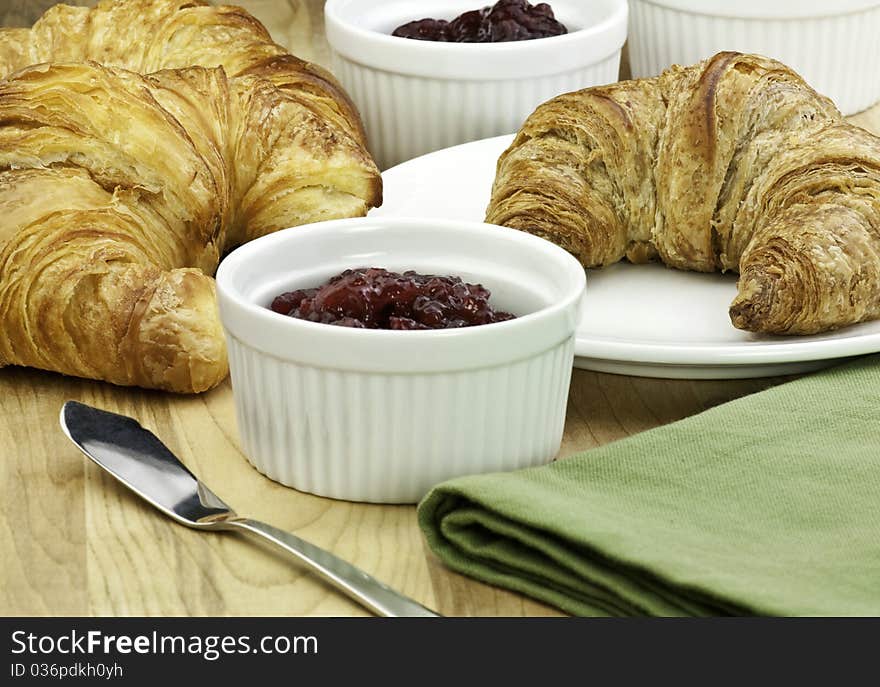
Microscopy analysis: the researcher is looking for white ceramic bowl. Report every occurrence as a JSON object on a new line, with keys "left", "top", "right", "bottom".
{"left": 628, "top": 0, "right": 880, "bottom": 115}
{"left": 215, "top": 217, "right": 586, "bottom": 504}
{"left": 324, "top": 0, "right": 628, "bottom": 169}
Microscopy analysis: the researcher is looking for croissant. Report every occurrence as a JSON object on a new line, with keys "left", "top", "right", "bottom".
{"left": 487, "top": 52, "right": 880, "bottom": 335}
{"left": 0, "top": 0, "right": 381, "bottom": 392}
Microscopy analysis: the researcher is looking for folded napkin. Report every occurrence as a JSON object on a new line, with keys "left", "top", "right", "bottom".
{"left": 418, "top": 355, "right": 880, "bottom": 616}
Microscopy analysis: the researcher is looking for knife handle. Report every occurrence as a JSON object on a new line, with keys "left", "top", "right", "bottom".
{"left": 224, "top": 517, "right": 440, "bottom": 618}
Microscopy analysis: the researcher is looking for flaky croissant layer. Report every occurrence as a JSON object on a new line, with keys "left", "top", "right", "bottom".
{"left": 0, "top": 0, "right": 381, "bottom": 392}
{"left": 487, "top": 52, "right": 880, "bottom": 335}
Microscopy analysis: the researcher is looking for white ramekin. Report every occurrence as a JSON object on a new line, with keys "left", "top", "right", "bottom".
{"left": 215, "top": 217, "right": 586, "bottom": 504}
{"left": 324, "top": 0, "right": 628, "bottom": 169}
{"left": 628, "top": 0, "right": 880, "bottom": 115}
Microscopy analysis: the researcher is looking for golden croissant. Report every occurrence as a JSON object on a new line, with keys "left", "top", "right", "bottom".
{"left": 0, "top": 0, "right": 381, "bottom": 392}
{"left": 487, "top": 52, "right": 880, "bottom": 335}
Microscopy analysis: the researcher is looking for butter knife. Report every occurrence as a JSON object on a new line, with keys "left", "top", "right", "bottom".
{"left": 60, "top": 401, "right": 440, "bottom": 618}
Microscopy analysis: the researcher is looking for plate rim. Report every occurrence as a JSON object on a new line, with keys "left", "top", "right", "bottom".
{"left": 573, "top": 331, "right": 880, "bottom": 366}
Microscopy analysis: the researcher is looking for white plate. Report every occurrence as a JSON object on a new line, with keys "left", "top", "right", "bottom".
{"left": 372, "top": 135, "right": 880, "bottom": 378}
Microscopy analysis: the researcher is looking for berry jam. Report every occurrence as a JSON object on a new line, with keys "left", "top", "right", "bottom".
{"left": 269, "top": 268, "right": 516, "bottom": 330}
{"left": 391, "top": 0, "right": 567, "bottom": 43}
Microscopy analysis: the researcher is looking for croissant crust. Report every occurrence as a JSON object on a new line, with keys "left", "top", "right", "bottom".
{"left": 487, "top": 52, "right": 880, "bottom": 335}
{"left": 0, "top": 0, "right": 382, "bottom": 392}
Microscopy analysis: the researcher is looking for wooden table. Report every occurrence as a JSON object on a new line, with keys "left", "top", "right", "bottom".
{"left": 2, "top": 0, "right": 879, "bottom": 617}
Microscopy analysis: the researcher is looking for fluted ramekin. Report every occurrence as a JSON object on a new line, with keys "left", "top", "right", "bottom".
{"left": 628, "top": 0, "right": 880, "bottom": 115}
{"left": 324, "top": 0, "right": 628, "bottom": 169}
{"left": 215, "top": 217, "right": 586, "bottom": 504}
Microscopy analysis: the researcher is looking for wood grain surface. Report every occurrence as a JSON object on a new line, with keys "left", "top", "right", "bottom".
{"left": 2, "top": 0, "right": 879, "bottom": 617}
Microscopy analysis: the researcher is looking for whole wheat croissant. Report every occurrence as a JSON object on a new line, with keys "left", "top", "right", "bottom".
{"left": 0, "top": 0, "right": 381, "bottom": 392}
{"left": 487, "top": 52, "right": 880, "bottom": 335}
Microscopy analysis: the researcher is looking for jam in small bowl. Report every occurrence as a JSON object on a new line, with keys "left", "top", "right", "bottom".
{"left": 269, "top": 268, "right": 515, "bottom": 330}
{"left": 324, "top": 0, "right": 628, "bottom": 168}
{"left": 216, "top": 217, "right": 586, "bottom": 503}
{"left": 392, "top": 1, "right": 568, "bottom": 43}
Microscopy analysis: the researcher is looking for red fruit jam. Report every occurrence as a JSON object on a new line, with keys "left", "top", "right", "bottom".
{"left": 391, "top": 0, "right": 567, "bottom": 43}
{"left": 269, "top": 268, "right": 516, "bottom": 330}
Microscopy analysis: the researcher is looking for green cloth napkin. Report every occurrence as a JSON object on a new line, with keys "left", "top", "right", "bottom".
{"left": 418, "top": 355, "right": 880, "bottom": 616}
